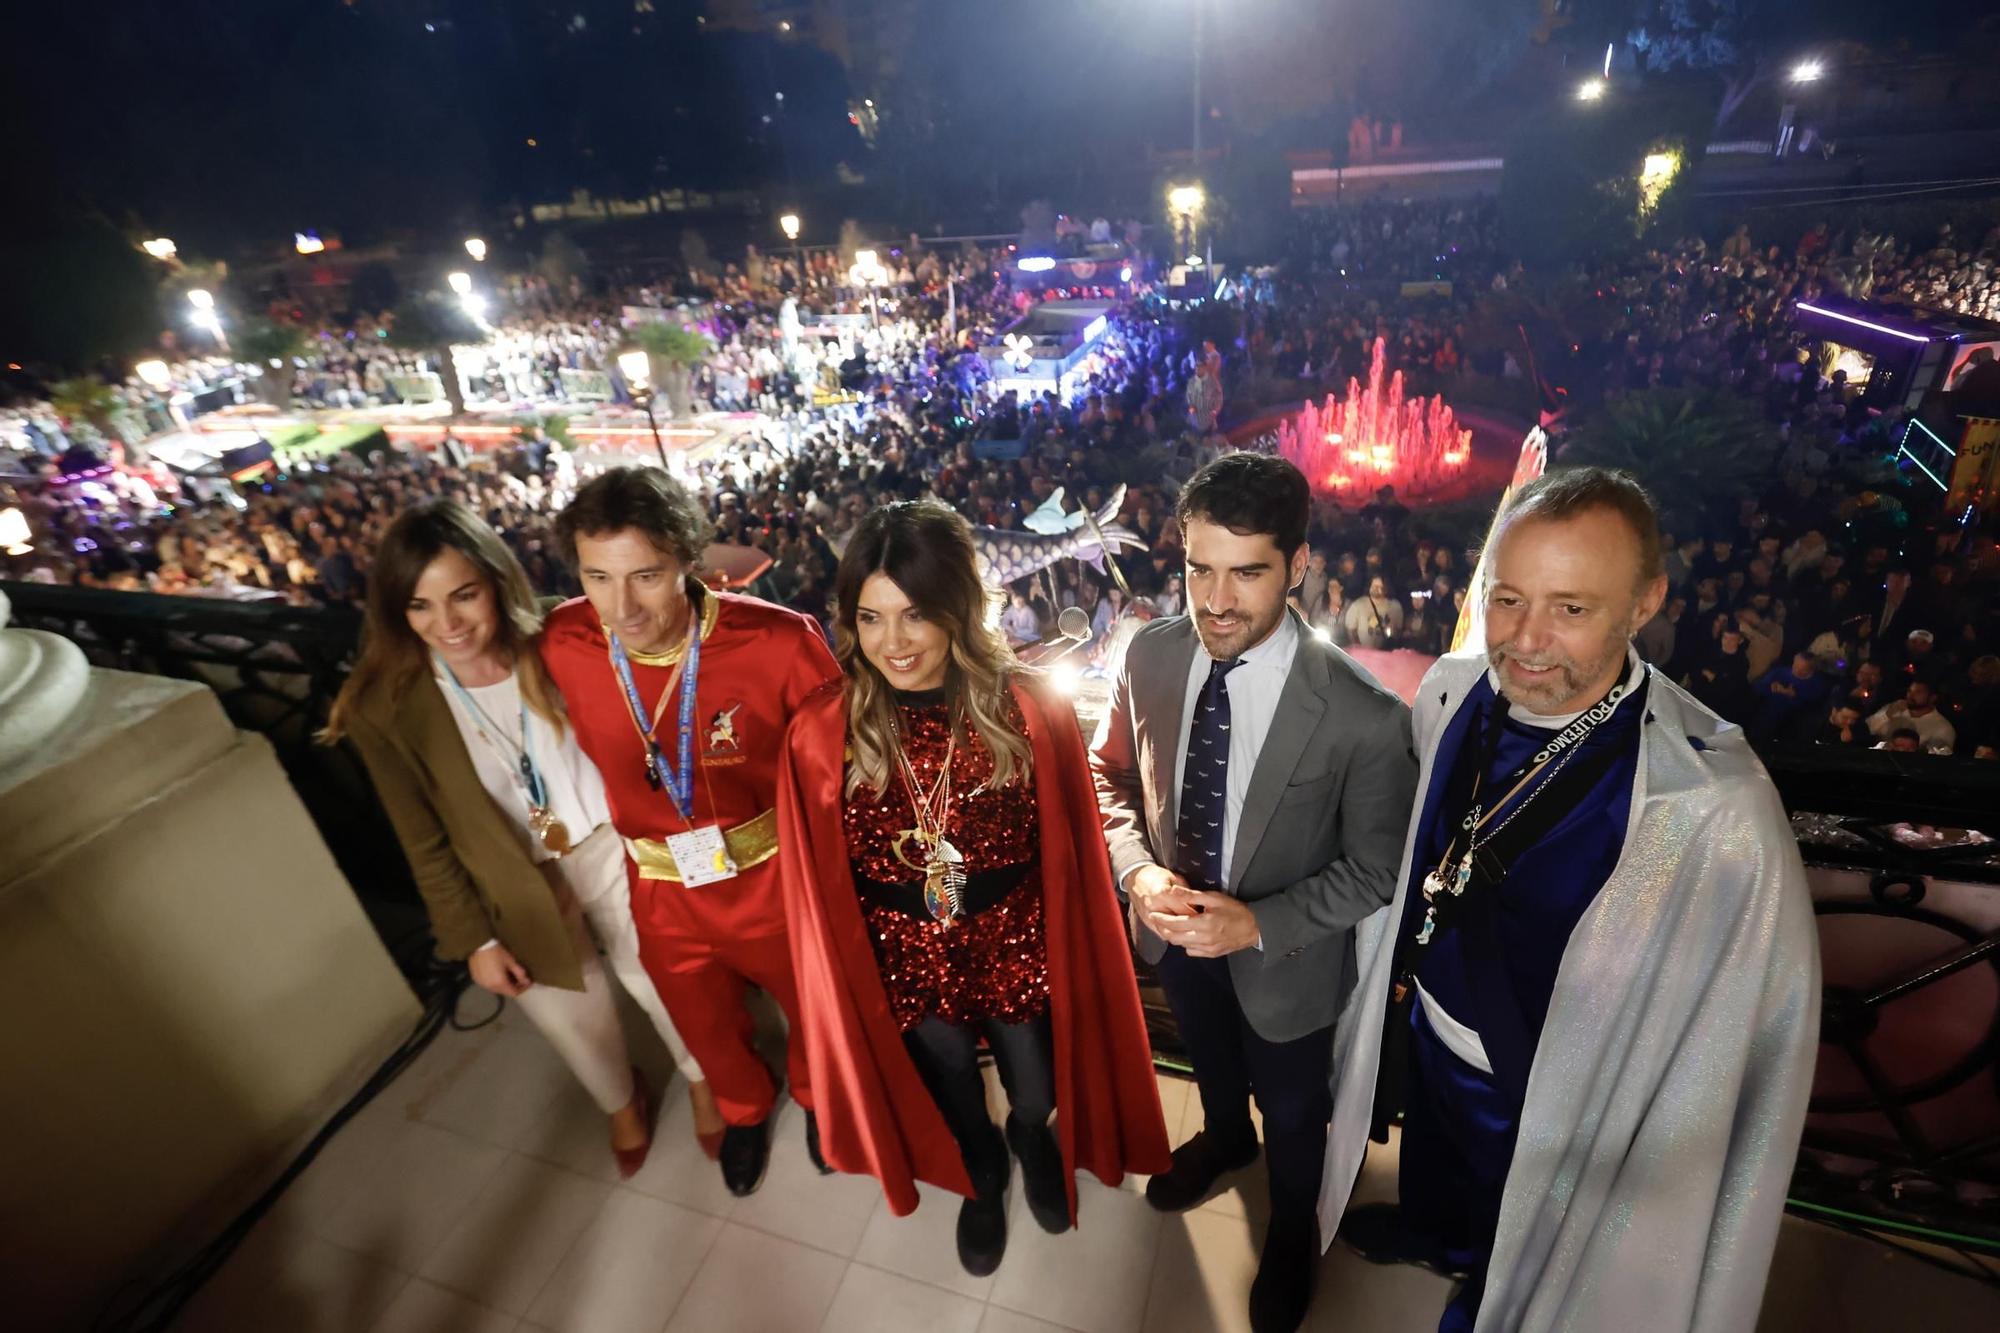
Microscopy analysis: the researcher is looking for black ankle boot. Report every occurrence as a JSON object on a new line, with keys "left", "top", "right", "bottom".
{"left": 956, "top": 1122, "right": 1010, "bottom": 1277}
{"left": 1006, "top": 1111, "right": 1070, "bottom": 1235}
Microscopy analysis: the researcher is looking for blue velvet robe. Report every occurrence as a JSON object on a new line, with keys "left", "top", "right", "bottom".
{"left": 1392, "top": 671, "right": 1646, "bottom": 1320}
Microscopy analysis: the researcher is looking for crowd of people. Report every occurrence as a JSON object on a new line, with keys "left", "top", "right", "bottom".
{"left": 6, "top": 199, "right": 1999, "bottom": 765}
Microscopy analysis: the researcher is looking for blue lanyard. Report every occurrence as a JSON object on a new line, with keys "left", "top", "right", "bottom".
{"left": 607, "top": 620, "right": 700, "bottom": 818}
{"left": 436, "top": 659, "right": 549, "bottom": 809}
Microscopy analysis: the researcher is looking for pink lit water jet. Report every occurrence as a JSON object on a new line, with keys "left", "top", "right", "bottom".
{"left": 1277, "top": 337, "right": 1472, "bottom": 498}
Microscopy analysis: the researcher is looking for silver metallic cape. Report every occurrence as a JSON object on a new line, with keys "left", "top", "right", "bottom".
{"left": 1318, "top": 650, "right": 1821, "bottom": 1333}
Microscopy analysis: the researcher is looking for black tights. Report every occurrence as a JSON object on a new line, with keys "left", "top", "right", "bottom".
{"left": 902, "top": 1012, "right": 1055, "bottom": 1167}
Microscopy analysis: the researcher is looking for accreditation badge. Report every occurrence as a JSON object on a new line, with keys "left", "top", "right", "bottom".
{"left": 665, "top": 824, "right": 739, "bottom": 887}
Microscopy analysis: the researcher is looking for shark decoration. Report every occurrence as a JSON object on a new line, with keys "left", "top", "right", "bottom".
{"left": 971, "top": 484, "right": 1147, "bottom": 588}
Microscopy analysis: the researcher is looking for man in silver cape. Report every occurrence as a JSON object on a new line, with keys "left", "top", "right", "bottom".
{"left": 1317, "top": 469, "right": 1821, "bottom": 1332}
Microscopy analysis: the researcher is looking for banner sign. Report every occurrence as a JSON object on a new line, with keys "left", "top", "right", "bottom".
{"left": 389, "top": 372, "right": 444, "bottom": 405}
{"left": 559, "top": 368, "right": 615, "bottom": 403}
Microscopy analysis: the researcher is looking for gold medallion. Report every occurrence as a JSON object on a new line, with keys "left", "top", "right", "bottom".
{"left": 532, "top": 807, "right": 573, "bottom": 856}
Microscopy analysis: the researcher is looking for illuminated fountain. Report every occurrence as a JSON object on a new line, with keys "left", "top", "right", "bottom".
{"left": 1276, "top": 337, "right": 1472, "bottom": 498}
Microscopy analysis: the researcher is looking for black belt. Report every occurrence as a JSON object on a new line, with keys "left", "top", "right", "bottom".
{"left": 856, "top": 858, "right": 1038, "bottom": 922}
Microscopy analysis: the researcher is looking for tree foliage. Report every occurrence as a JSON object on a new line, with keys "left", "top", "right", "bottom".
{"left": 1499, "top": 82, "right": 1711, "bottom": 267}
{"left": 385, "top": 296, "right": 484, "bottom": 353}
{"left": 1625, "top": 0, "right": 1944, "bottom": 129}
{"left": 631, "top": 322, "right": 712, "bottom": 366}
{"left": 0, "top": 207, "right": 162, "bottom": 373}
{"left": 49, "top": 377, "right": 121, "bottom": 430}
{"left": 234, "top": 318, "right": 308, "bottom": 368}
{"left": 1558, "top": 387, "right": 1781, "bottom": 525}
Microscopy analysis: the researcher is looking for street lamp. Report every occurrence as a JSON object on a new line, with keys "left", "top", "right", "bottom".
{"left": 1791, "top": 59, "right": 1824, "bottom": 84}
{"left": 617, "top": 348, "right": 672, "bottom": 470}
{"left": 187, "top": 289, "right": 227, "bottom": 349}
{"left": 852, "top": 249, "right": 886, "bottom": 329}
{"left": 465, "top": 237, "right": 488, "bottom": 262}
{"left": 140, "top": 237, "right": 177, "bottom": 261}
{"left": 1168, "top": 184, "right": 1205, "bottom": 268}
{"left": 778, "top": 213, "right": 802, "bottom": 271}
{"left": 447, "top": 271, "right": 473, "bottom": 297}
{"left": 0, "top": 508, "right": 32, "bottom": 557}
{"left": 1577, "top": 78, "right": 1607, "bottom": 102}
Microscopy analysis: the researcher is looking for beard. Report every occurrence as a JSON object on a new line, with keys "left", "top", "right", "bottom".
{"left": 1488, "top": 628, "right": 1630, "bottom": 715}
{"left": 1194, "top": 599, "right": 1286, "bottom": 662}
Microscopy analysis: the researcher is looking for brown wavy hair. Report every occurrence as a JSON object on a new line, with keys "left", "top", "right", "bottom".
{"left": 320, "top": 500, "right": 565, "bottom": 743}
{"left": 833, "top": 500, "right": 1032, "bottom": 799}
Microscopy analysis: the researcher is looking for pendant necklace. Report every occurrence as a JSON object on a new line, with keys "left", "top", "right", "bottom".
{"left": 889, "top": 713, "right": 966, "bottom": 926}
{"left": 438, "top": 658, "right": 573, "bottom": 856}
{"left": 1415, "top": 675, "right": 1632, "bottom": 946}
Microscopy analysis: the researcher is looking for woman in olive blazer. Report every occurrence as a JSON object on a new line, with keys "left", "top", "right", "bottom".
{"left": 324, "top": 500, "right": 721, "bottom": 1174}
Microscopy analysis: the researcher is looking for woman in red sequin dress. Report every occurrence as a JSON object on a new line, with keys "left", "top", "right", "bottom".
{"left": 777, "top": 502, "right": 1169, "bottom": 1276}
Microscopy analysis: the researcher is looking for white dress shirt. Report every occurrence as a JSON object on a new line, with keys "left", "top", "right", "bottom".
{"left": 1173, "top": 612, "right": 1301, "bottom": 890}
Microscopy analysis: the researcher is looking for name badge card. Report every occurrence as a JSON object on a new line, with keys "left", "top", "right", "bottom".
{"left": 666, "top": 825, "right": 738, "bottom": 886}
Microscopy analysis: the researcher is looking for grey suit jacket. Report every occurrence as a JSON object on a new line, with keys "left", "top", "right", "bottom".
{"left": 1090, "top": 610, "right": 1419, "bottom": 1043}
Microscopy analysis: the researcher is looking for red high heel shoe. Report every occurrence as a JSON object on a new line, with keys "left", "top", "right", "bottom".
{"left": 613, "top": 1069, "right": 657, "bottom": 1179}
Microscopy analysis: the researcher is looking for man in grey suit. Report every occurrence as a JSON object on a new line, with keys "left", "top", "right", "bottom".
{"left": 1092, "top": 453, "right": 1418, "bottom": 1333}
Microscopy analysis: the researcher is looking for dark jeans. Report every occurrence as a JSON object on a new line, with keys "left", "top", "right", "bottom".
{"left": 902, "top": 1012, "right": 1055, "bottom": 1174}
{"left": 1154, "top": 944, "right": 1335, "bottom": 1227}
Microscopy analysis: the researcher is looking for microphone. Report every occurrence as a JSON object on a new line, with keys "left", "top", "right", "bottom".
{"left": 1038, "top": 605, "right": 1097, "bottom": 666}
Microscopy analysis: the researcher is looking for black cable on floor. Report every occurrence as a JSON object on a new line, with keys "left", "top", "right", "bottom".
{"left": 92, "top": 936, "right": 493, "bottom": 1333}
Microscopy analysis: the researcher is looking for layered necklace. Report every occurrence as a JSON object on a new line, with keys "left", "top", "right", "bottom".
{"left": 887, "top": 703, "right": 968, "bottom": 926}
{"left": 1414, "top": 668, "right": 1635, "bottom": 946}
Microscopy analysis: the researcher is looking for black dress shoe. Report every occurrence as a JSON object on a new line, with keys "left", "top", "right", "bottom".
{"left": 1005, "top": 1111, "right": 1070, "bottom": 1235}
{"left": 720, "top": 1119, "right": 772, "bottom": 1197}
{"left": 804, "top": 1110, "right": 833, "bottom": 1175}
{"left": 1144, "top": 1129, "right": 1259, "bottom": 1213}
{"left": 957, "top": 1123, "right": 1010, "bottom": 1276}
{"left": 1336, "top": 1203, "right": 1471, "bottom": 1280}
{"left": 1248, "top": 1216, "right": 1317, "bottom": 1333}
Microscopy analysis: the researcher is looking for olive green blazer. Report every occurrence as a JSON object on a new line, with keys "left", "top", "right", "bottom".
{"left": 344, "top": 669, "right": 587, "bottom": 991}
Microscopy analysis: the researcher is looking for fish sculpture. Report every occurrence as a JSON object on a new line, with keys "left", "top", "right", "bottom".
{"left": 972, "top": 483, "right": 1147, "bottom": 587}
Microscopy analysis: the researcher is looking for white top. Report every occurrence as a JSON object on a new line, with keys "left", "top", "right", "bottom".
{"left": 437, "top": 668, "right": 613, "bottom": 865}
{"left": 1173, "top": 612, "right": 1302, "bottom": 889}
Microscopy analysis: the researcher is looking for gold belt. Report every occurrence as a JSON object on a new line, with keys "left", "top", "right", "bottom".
{"left": 625, "top": 809, "right": 780, "bottom": 883}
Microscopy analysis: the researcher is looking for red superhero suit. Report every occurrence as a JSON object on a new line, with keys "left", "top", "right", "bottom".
{"left": 776, "top": 676, "right": 1171, "bottom": 1217}
{"left": 541, "top": 584, "right": 839, "bottom": 1125}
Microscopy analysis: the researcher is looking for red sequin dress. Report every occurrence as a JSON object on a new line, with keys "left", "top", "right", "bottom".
{"left": 842, "top": 690, "right": 1050, "bottom": 1032}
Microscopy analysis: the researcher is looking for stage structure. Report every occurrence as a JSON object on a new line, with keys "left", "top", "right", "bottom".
{"left": 979, "top": 299, "right": 1117, "bottom": 398}
{"left": 1276, "top": 337, "right": 1472, "bottom": 499}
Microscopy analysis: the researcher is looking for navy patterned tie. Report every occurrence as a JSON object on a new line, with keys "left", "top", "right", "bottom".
{"left": 1176, "top": 658, "right": 1242, "bottom": 891}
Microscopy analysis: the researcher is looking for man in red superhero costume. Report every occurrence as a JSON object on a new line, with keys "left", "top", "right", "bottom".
{"left": 542, "top": 467, "right": 838, "bottom": 1195}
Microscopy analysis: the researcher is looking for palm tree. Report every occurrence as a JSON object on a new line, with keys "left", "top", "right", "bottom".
{"left": 630, "top": 322, "right": 713, "bottom": 420}
{"left": 1557, "top": 388, "right": 1782, "bottom": 528}
{"left": 385, "top": 295, "right": 483, "bottom": 416}
{"left": 233, "top": 319, "right": 310, "bottom": 411}
{"left": 49, "top": 377, "right": 120, "bottom": 434}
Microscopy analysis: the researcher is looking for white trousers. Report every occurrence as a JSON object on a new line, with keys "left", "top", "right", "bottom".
{"left": 546, "top": 824, "right": 705, "bottom": 1083}
{"left": 511, "top": 900, "right": 637, "bottom": 1114}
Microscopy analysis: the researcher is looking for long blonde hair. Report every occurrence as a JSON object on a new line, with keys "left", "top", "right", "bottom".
{"left": 833, "top": 501, "right": 1032, "bottom": 799}
{"left": 320, "top": 500, "right": 566, "bottom": 744}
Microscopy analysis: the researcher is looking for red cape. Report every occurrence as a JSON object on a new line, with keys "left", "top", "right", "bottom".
{"left": 777, "top": 677, "right": 1172, "bottom": 1217}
